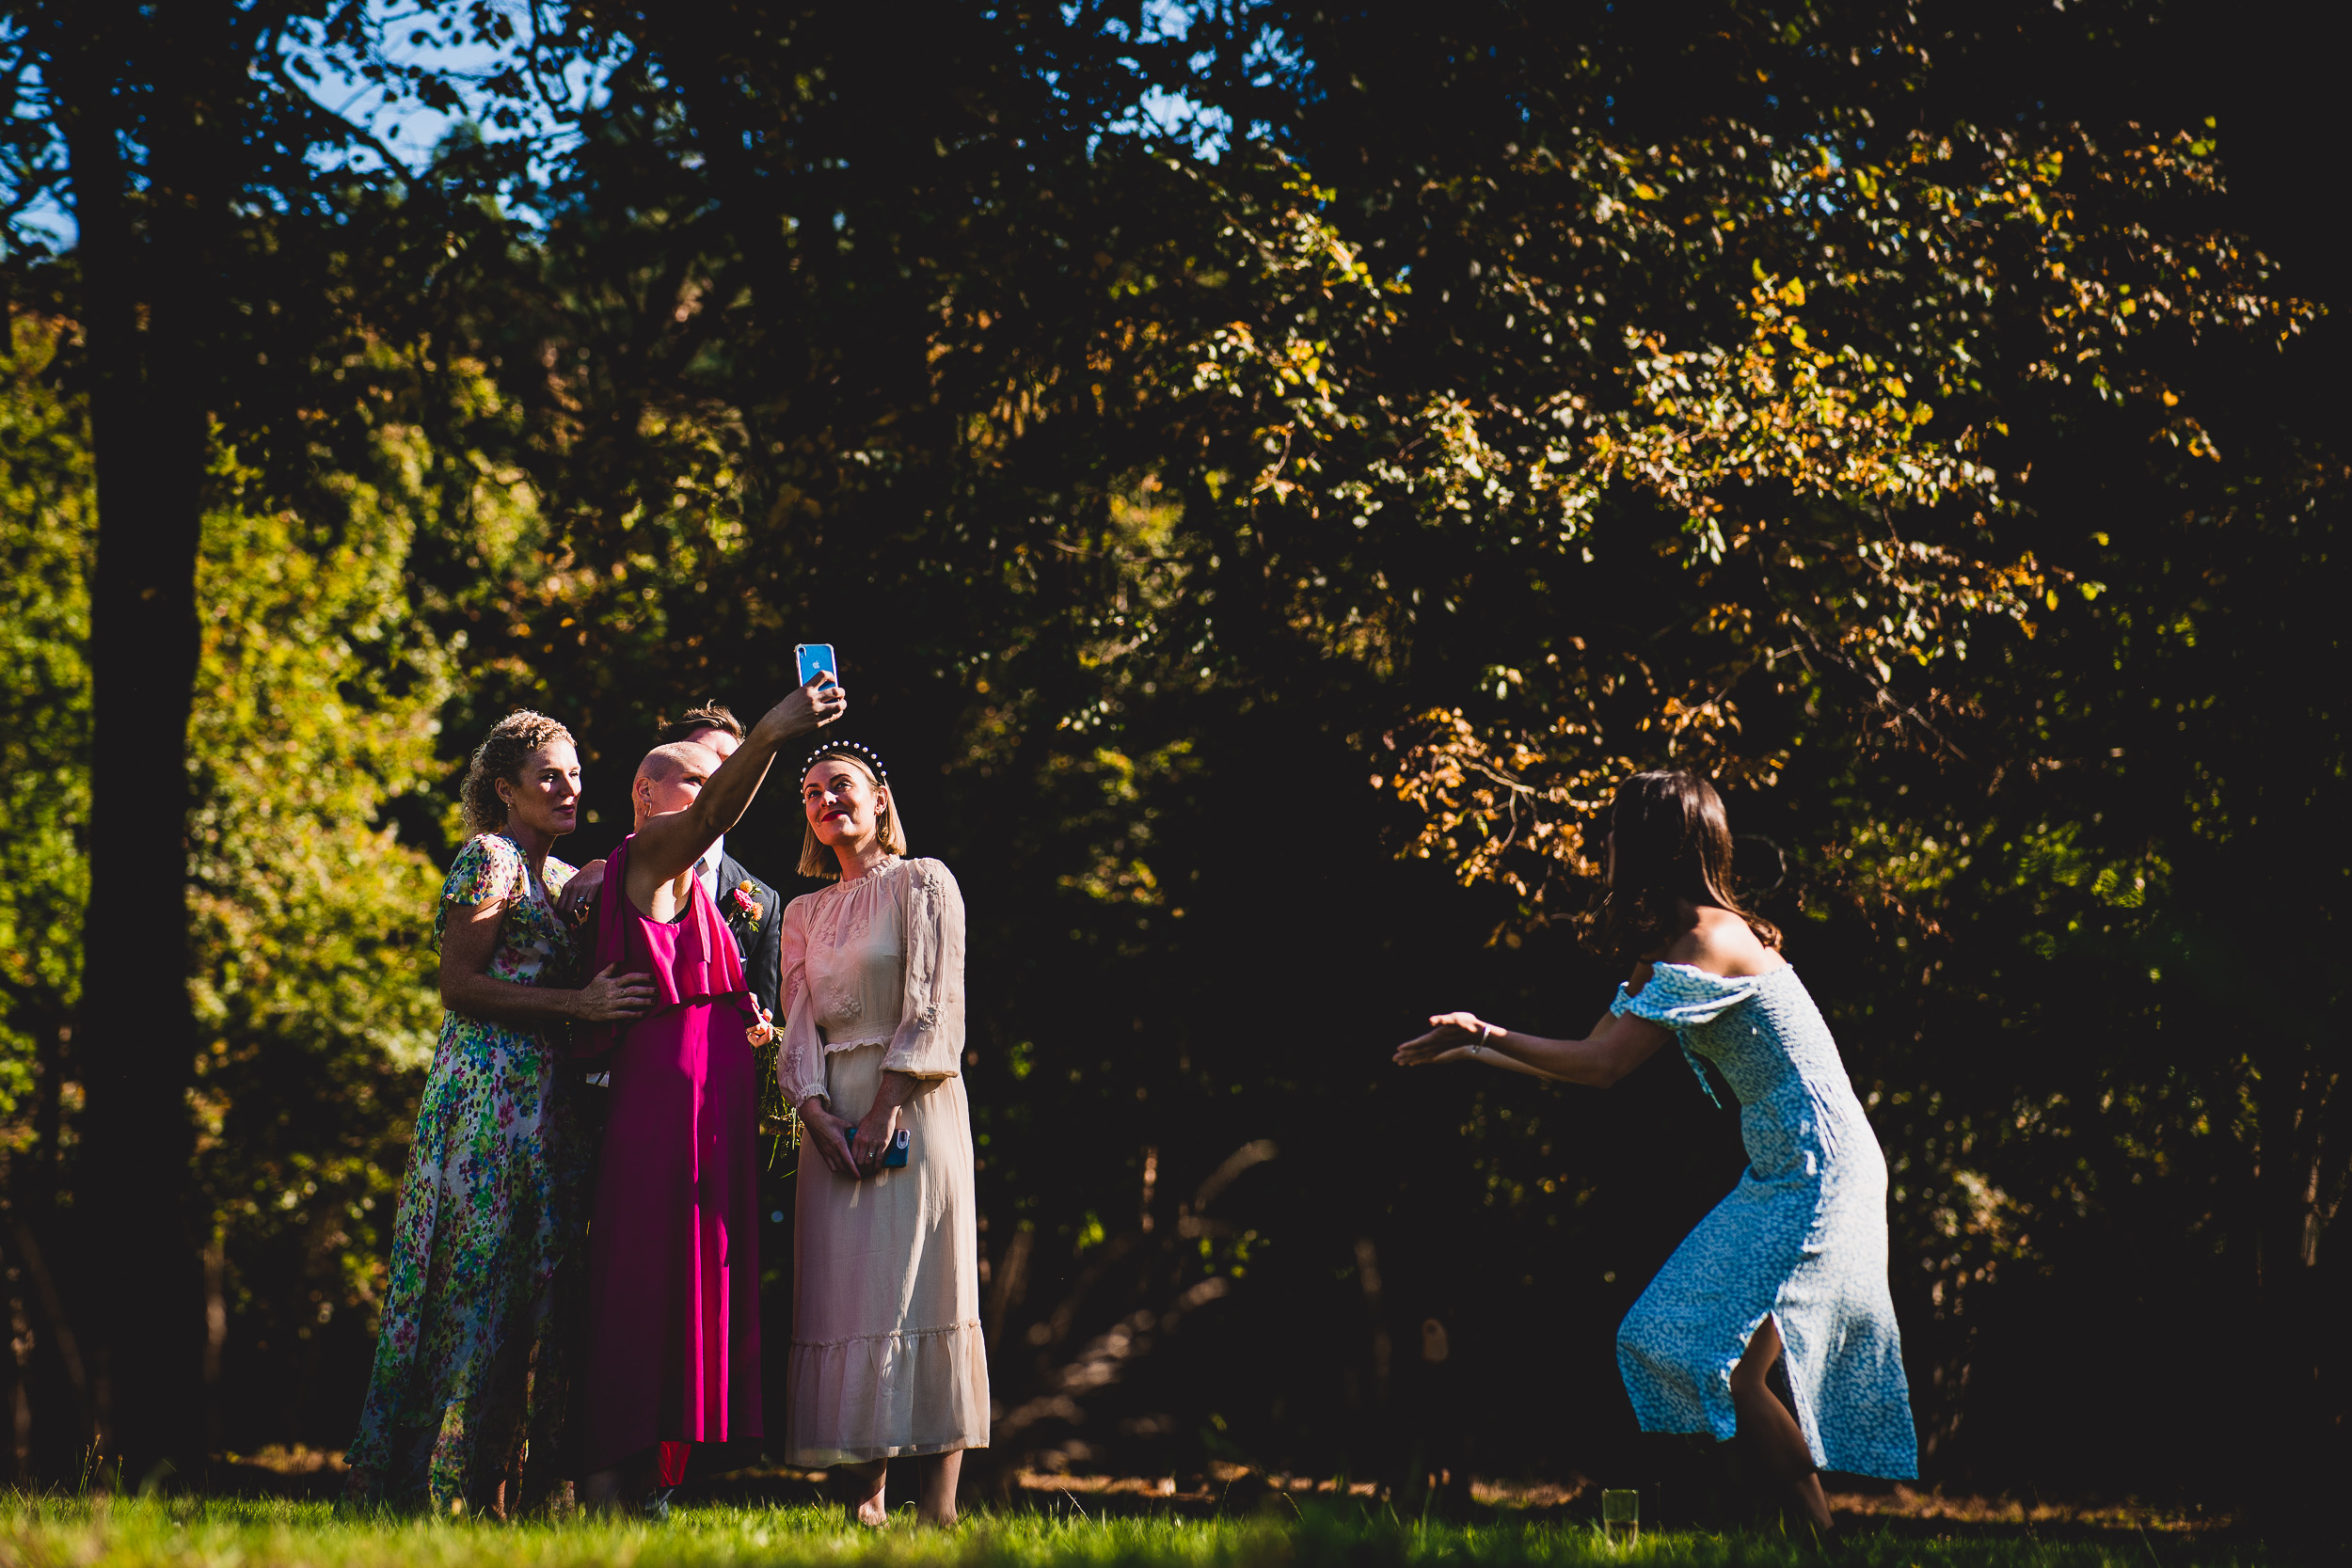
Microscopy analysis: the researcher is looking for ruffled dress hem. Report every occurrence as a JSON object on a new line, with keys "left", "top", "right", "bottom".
{"left": 785, "top": 1318, "right": 991, "bottom": 1465}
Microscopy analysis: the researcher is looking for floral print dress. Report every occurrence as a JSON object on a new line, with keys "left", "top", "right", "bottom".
{"left": 1611, "top": 963, "right": 1917, "bottom": 1479}
{"left": 347, "top": 833, "right": 592, "bottom": 1513}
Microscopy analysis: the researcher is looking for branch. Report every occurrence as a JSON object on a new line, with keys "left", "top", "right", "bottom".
{"left": 523, "top": 1, "right": 584, "bottom": 128}
{"left": 1788, "top": 613, "right": 1968, "bottom": 763}
{"left": 262, "top": 39, "right": 423, "bottom": 197}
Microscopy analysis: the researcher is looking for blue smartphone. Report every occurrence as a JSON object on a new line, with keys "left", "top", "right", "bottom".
{"left": 845, "top": 1125, "right": 911, "bottom": 1168}
{"left": 795, "top": 642, "right": 837, "bottom": 688}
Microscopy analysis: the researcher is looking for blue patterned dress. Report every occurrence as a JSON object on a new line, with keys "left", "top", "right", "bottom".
{"left": 347, "top": 833, "right": 593, "bottom": 1513}
{"left": 1611, "top": 962, "right": 1917, "bottom": 1479}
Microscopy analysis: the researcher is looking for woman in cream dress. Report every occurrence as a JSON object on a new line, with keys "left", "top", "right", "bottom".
{"left": 779, "top": 739, "right": 988, "bottom": 1526}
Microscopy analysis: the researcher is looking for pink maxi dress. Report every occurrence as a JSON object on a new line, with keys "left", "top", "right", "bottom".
{"left": 576, "top": 834, "right": 764, "bottom": 1477}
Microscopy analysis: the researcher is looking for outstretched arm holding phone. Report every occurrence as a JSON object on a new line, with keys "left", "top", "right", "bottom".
{"left": 555, "top": 671, "right": 846, "bottom": 921}
{"left": 625, "top": 674, "right": 844, "bottom": 909}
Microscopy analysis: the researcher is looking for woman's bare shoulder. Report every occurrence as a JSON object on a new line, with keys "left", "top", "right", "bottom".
{"left": 1659, "top": 907, "right": 1786, "bottom": 977}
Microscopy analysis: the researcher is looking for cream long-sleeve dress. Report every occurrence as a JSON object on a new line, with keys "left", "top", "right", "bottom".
{"left": 779, "top": 855, "right": 990, "bottom": 1465}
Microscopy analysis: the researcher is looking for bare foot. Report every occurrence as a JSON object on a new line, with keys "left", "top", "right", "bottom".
{"left": 1789, "top": 1470, "right": 1834, "bottom": 1534}
{"left": 840, "top": 1461, "right": 888, "bottom": 1527}
{"left": 916, "top": 1450, "right": 962, "bottom": 1527}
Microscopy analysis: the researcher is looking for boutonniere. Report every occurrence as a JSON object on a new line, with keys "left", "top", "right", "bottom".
{"left": 728, "top": 881, "right": 763, "bottom": 928}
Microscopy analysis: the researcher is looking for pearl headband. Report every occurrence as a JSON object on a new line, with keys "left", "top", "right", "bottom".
{"left": 802, "top": 739, "right": 889, "bottom": 786}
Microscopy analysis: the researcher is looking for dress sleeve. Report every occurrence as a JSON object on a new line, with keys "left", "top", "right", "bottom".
{"left": 778, "top": 896, "right": 830, "bottom": 1106}
{"left": 1610, "top": 964, "right": 1760, "bottom": 1028}
{"left": 883, "top": 859, "right": 965, "bottom": 1080}
{"left": 1610, "top": 964, "right": 1758, "bottom": 1108}
{"left": 434, "top": 834, "right": 523, "bottom": 951}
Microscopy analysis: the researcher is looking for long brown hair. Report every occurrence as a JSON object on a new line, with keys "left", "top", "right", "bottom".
{"left": 1601, "top": 769, "right": 1781, "bottom": 963}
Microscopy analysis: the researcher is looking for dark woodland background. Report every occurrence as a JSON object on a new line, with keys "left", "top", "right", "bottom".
{"left": 0, "top": 0, "right": 2342, "bottom": 1523}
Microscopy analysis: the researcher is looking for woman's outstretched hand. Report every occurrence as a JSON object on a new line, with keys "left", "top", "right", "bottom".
{"left": 1394, "top": 1011, "right": 1492, "bottom": 1067}
{"left": 571, "top": 962, "right": 659, "bottom": 1022}
{"left": 764, "top": 672, "right": 849, "bottom": 741}
{"left": 799, "top": 1097, "right": 859, "bottom": 1179}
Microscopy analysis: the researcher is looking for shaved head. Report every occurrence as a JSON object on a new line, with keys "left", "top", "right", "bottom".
{"left": 633, "top": 740, "right": 721, "bottom": 827}
{"left": 637, "top": 740, "right": 720, "bottom": 785}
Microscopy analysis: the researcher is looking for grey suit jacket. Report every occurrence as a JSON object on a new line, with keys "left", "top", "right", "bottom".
{"left": 710, "top": 850, "right": 785, "bottom": 1021}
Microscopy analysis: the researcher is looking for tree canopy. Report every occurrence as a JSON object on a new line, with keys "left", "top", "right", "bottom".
{"left": 0, "top": 0, "right": 2339, "bottom": 1514}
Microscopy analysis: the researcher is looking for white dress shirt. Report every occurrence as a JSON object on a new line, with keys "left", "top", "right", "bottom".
{"left": 698, "top": 833, "right": 726, "bottom": 902}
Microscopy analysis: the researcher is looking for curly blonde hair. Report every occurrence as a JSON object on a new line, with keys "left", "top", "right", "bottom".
{"left": 460, "top": 710, "right": 577, "bottom": 838}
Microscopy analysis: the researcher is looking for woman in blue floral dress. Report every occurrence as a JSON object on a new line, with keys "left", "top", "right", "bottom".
{"left": 347, "top": 712, "right": 656, "bottom": 1516}
{"left": 1395, "top": 770, "right": 1915, "bottom": 1532}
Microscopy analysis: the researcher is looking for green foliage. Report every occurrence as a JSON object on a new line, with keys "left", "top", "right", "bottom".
{"left": 0, "top": 318, "right": 91, "bottom": 1117}
{"left": 0, "top": 318, "right": 462, "bottom": 1370}
{"left": 348, "top": 0, "right": 2338, "bottom": 1501}
{"left": 185, "top": 436, "right": 461, "bottom": 1339}
{"left": 0, "top": 0, "right": 2340, "bottom": 1511}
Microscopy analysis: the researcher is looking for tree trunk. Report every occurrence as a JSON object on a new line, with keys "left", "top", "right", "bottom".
{"left": 6, "top": 1001, "right": 98, "bottom": 1479}
{"left": 54, "top": 11, "right": 211, "bottom": 1484}
{"left": 2249, "top": 1049, "right": 2346, "bottom": 1543}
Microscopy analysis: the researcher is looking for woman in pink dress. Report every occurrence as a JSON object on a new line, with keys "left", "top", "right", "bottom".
{"left": 572, "top": 673, "right": 845, "bottom": 1513}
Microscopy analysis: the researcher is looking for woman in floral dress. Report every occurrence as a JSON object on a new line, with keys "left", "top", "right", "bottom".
{"left": 347, "top": 711, "right": 656, "bottom": 1515}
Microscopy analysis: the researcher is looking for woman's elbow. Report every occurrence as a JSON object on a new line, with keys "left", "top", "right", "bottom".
{"left": 1588, "top": 1052, "right": 1643, "bottom": 1089}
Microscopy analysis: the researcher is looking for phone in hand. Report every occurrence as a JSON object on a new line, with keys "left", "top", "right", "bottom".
{"left": 795, "top": 642, "right": 837, "bottom": 689}
{"left": 845, "top": 1124, "right": 911, "bottom": 1168}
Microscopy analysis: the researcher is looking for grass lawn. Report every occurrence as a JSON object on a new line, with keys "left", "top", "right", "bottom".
{"left": 0, "top": 1497, "right": 2303, "bottom": 1568}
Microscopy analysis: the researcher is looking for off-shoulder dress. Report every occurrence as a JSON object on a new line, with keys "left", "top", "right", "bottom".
{"left": 1611, "top": 962, "right": 1917, "bottom": 1480}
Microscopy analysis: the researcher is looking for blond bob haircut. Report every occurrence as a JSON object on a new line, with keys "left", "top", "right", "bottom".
{"left": 798, "top": 752, "right": 909, "bottom": 878}
{"left": 460, "top": 710, "right": 576, "bottom": 839}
